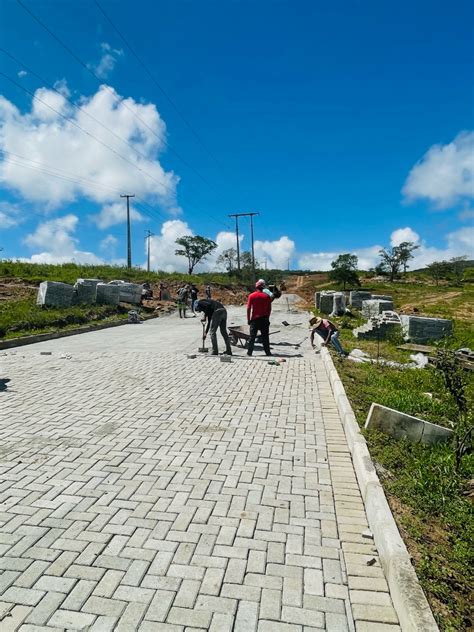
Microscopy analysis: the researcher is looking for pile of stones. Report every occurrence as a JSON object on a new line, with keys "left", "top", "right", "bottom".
{"left": 314, "top": 289, "right": 453, "bottom": 344}
{"left": 37, "top": 279, "right": 142, "bottom": 308}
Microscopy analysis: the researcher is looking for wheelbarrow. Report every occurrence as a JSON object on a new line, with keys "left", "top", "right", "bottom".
{"left": 228, "top": 325, "right": 280, "bottom": 349}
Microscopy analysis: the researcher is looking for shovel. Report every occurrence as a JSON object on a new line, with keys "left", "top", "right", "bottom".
{"left": 198, "top": 321, "right": 209, "bottom": 353}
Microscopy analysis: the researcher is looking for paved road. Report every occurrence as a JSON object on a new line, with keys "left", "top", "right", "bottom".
{"left": 0, "top": 296, "right": 400, "bottom": 631}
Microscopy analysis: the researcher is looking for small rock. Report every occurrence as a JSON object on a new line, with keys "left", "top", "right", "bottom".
{"left": 40, "top": 351, "right": 52, "bottom": 355}
{"left": 366, "top": 557, "right": 377, "bottom": 566}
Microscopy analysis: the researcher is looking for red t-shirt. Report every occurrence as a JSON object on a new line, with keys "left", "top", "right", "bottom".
{"left": 247, "top": 290, "right": 272, "bottom": 321}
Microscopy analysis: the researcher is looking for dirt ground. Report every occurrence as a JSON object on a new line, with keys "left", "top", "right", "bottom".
{"left": 0, "top": 278, "right": 249, "bottom": 309}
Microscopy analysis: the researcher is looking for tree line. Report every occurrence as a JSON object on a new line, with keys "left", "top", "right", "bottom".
{"left": 173, "top": 234, "right": 470, "bottom": 286}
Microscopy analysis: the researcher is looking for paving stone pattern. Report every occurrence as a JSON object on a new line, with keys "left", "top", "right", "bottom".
{"left": 0, "top": 302, "right": 400, "bottom": 631}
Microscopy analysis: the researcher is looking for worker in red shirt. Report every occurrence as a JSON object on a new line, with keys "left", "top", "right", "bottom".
{"left": 246, "top": 280, "right": 273, "bottom": 356}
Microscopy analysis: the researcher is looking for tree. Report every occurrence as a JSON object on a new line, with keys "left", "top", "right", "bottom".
{"left": 397, "top": 241, "right": 419, "bottom": 274}
{"left": 216, "top": 248, "right": 237, "bottom": 274}
{"left": 450, "top": 256, "right": 468, "bottom": 285}
{"left": 329, "top": 253, "right": 360, "bottom": 290}
{"left": 175, "top": 235, "right": 217, "bottom": 274}
{"left": 240, "top": 251, "right": 260, "bottom": 271}
{"left": 426, "top": 260, "right": 450, "bottom": 286}
{"left": 378, "top": 247, "right": 402, "bottom": 282}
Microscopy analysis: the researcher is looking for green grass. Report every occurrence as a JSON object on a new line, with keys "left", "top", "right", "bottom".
{"left": 0, "top": 299, "right": 129, "bottom": 339}
{"left": 334, "top": 345, "right": 473, "bottom": 630}
{"left": 305, "top": 277, "right": 474, "bottom": 630}
{"left": 0, "top": 260, "right": 234, "bottom": 286}
{"left": 365, "top": 432, "right": 473, "bottom": 632}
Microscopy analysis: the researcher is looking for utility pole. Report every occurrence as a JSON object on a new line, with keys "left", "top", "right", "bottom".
{"left": 228, "top": 214, "right": 241, "bottom": 274}
{"left": 145, "top": 230, "right": 154, "bottom": 273}
{"left": 121, "top": 194, "right": 135, "bottom": 269}
{"left": 228, "top": 212, "right": 259, "bottom": 282}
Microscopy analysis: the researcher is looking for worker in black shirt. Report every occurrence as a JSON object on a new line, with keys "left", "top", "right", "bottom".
{"left": 195, "top": 299, "right": 232, "bottom": 356}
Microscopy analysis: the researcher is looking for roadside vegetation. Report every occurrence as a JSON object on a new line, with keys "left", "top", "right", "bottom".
{"left": 307, "top": 270, "right": 473, "bottom": 632}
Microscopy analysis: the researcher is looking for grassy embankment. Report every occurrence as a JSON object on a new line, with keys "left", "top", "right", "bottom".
{"left": 0, "top": 261, "right": 236, "bottom": 340}
{"left": 306, "top": 275, "right": 473, "bottom": 632}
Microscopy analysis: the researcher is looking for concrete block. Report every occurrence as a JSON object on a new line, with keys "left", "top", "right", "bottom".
{"left": 73, "top": 280, "right": 98, "bottom": 305}
{"left": 96, "top": 284, "right": 121, "bottom": 306}
{"left": 362, "top": 300, "right": 394, "bottom": 319}
{"left": 320, "top": 291, "right": 337, "bottom": 314}
{"left": 113, "top": 282, "right": 142, "bottom": 304}
{"left": 349, "top": 291, "right": 372, "bottom": 309}
{"left": 400, "top": 315, "right": 453, "bottom": 344}
{"left": 36, "top": 281, "right": 75, "bottom": 308}
{"left": 372, "top": 294, "right": 393, "bottom": 302}
{"left": 365, "top": 403, "right": 453, "bottom": 445}
{"left": 331, "top": 292, "right": 346, "bottom": 316}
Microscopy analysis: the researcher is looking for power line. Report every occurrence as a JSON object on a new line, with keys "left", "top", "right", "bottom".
{"left": 1, "top": 151, "right": 169, "bottom": 227}
{"left": 0, "top": 70, "right": 230, "bottom": 231}
{"left": 15, "top": 0, "right": 231, "bottom": 230}
{"left": 94, "top": 0, "right": 225, "bottom": 171}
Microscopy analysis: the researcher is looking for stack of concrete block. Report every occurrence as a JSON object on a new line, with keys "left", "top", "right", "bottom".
{"left": 353, "top": 311, "right": 401, "bottom": 340}
{"left": 36, "top": 281, "right": 75, "bottom": 307}
{"left": 113, "top": 282, "right": 142, "bottom": 304}
{"left": 318, "top": 291, "right": 337, "bottom": 314}
{"left": 330, "top": 292, "right": 346, "bottom": 316}
{"left": 96, "top": 283, "right": 121, "bottom": 305}
{"left": 349, "top": 290, "right": 372, "bottom": 309}
{"left": 73, "top": 279, "right": 100, "bottom": 305}
{"left": 400, "top": 315, "right": 453, "bottom": 343}
{"left": 362, "top": 299, "right": 394, "bottom": 319}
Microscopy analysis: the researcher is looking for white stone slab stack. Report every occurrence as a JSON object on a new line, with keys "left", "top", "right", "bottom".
{"left": 330, "top": 292, "right": 346, "bottom": 316}
{"left": 362, "top": 299, "right": 394, "bottom": 318}
{"left": 113, "top": 282, "right": 142, "bottom": 304}
{"left": 36, "top": 281, "right": 75, "bottom": 307}
{"left": 349, "top": 290, "right": 372, "bottom": 309}
{"left": 74, "top": 279, "right": 100, "bottom": 305}
{"left": 96, "top": 283, "right": 121, "bottom": 305}
{"left": 400, "top": 315, "right": 453, "bottom": 343}
{"left": 319, "top": 291, "right": 337, "bottom": 314}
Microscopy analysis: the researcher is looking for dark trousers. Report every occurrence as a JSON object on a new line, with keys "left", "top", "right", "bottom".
{"left": 209, "top": 308, "right": 232, "bottom": 354}
{"left": 248, "top": 316, "right": 271, "bottom": 355}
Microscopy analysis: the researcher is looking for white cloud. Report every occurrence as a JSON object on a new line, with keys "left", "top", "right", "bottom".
{"left": 23, "top": 214, "right": 103, "bottom": 264}
{"left": 298, "top": 245, "right": 382, "bottom": 272}
{"left": 390, "top": 227, "right": 420, "bottom": 247}
{"left": 0, "top": 84, "right": 178, "bottom": 210}
{"left": 91, "top": 201, "right": 145, "bottom": 229}
{"left": 148, "top": 219, "right": 193, "bottom": 272}
{"left": 254, "top": 236, "right": 295, "bottom": 269}
{"left": 297, "top": 226, "right": 473, "bottom": 271}
{"left": 100, "top": 234, "right": 119, "bottom": 255}
{"left": 91, "top": 42, "right": 124, "bottom": 79}
{"left": 0, "top": 201, "right": 23, "bottom": 228}
{"left": 17, "top": 70, "right": 27, "bottom": 78}
{"left": 403, "top": 131, "right": 474, "bottom": 208}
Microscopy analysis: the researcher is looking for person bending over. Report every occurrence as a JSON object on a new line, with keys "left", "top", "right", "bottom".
{"left": 310, "top": 316, "right": 347, "bottom": 357}
{"left": 195, "top": 299, "right": 232, "bottom": 356}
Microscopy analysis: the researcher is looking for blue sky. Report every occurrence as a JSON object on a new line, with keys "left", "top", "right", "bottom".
{"left": 0, "top": 0, "right": 473, "bottom": 271}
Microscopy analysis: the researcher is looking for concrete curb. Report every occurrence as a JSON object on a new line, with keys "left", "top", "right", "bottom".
{"left": 321, "top": 347, "right": 439, "bottom": 632}
{"left": 0, "top": 315, "right": 160, "bottom": 351}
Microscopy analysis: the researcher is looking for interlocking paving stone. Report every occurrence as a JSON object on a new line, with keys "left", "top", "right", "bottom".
{"left": 0, "top": 301, "right": 400, "bottom": 630}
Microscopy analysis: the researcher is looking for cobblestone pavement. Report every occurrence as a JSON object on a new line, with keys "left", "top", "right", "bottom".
{"left": 0, "top": 297, "right": 400, "bottom": 631}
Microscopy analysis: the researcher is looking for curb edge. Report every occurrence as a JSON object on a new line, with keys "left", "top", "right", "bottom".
{"left": 321, "top": 348, "right": 439, "bottom": 632}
